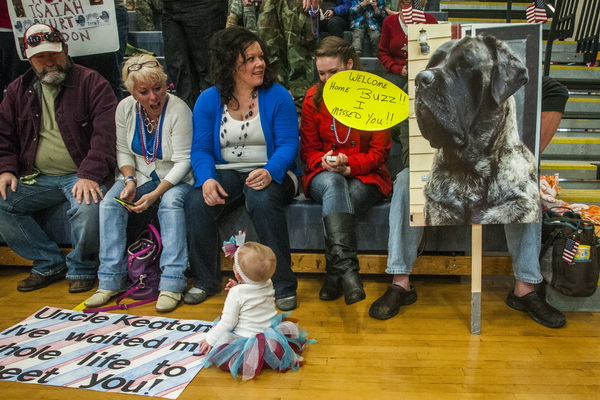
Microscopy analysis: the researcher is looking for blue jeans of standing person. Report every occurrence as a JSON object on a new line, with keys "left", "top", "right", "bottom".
{"left": 0, "top": 173, "right": 103, "bottom": 280}
{"left": 309, "top": 171, "right": 382, "bottom": 217}
{"left": 185, "top": 169, "right": 297, "bottom": 299}
{"left": 98, "top": 179, "right": 192, "bottom": 293}
{"left": 386, "top": 169, "right": 543, "bottom": 284}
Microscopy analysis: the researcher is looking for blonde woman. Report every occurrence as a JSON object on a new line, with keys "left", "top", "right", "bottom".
{"left": 85, "top": 55, "right": 194, "bottom": 313}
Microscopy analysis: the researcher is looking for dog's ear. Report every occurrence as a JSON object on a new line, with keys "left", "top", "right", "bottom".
{"left": 483, "top": 36, "right": 528, "bottom": 105}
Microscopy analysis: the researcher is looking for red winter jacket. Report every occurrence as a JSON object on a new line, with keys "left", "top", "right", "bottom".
{"left": 378, "top": 13, "right": 438, "bottom": 75}
{"left": 300, "top": 84, "right": 392, "bottom": 198}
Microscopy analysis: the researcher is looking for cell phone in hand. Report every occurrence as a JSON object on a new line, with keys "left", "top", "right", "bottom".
{"left": 114, "top": 196, "right": 135, "bottom": 207}
{"left": 326, "top": 155, "right": 338, "bottom": 163}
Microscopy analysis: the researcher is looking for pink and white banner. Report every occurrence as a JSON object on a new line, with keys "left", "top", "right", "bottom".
{"left": 0, "top": 307, "right": 213, "bottom": 398}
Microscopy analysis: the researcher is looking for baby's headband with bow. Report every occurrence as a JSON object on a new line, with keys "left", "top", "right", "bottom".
{"left": 222, "top": 231, "right": 261, "bottom": 285}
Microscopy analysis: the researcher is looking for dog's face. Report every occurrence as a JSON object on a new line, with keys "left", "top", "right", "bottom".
{"left": 414, "top": 36, "right": 528, "bottom": 152}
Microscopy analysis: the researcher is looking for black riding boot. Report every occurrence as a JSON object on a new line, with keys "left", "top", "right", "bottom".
{"left": 322, "top": 212, "right": 365, "bottom": 305}
{"left": 319, "top": 250, "right": 343, "bottom": 301}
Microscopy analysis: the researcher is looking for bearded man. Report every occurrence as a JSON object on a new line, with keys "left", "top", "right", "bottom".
{"left": 0, "top": 24, "right": 117, "bottom": 293}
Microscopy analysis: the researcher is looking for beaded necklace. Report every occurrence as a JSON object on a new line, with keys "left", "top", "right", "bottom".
{"left": 137, "top": 97, "right": 168, "bottom": 164}
{"left": 220, "top": 91, "right": 257, "bottom": 157}
{"left": 330, "top": 116, "right": 351, "bottom": 144}
{"left": 308, "top": 5, "right": 320, "bottom": 38}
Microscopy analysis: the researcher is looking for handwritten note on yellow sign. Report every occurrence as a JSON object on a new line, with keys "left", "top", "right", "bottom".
{"left": 322, "top": 70, "right": 409, "bottom": 131}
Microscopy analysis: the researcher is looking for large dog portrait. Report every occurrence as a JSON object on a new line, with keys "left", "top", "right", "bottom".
{"left": 414, "top": 35, "right": 539, "bottom": 226}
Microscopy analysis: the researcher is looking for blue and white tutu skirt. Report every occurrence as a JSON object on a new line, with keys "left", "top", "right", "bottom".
{"left": 202, "top": 313, "right": 316, "bottom": 381}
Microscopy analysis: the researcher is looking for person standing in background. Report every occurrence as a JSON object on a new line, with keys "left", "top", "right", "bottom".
{"left": 0, "top": 0, "right": 28, "bottom": 101}
{"left": 255, "top": 0, "right": 319, "bottom": 110}
{"left": 162, "top": 0, "right": 227, "bottom": 109}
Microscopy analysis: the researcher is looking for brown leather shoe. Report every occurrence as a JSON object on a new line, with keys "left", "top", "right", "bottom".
{"left": 369, "top": 284, "right": 417, "bottom": 320}
{"left": 17, "top": 271, "right": 66, "bottom": 292}
{"left": 68, "top": 278, "right": 96, "bottom": 293}
{"left": 506, "top": 290, "right": 566, "bottom": 328}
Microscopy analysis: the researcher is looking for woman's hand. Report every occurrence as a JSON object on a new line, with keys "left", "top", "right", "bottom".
{"left": 119, "top": 181, "right": 136, "bottom": 202}
{"left": 198, "top": 339, "right": 212, "bottom": 356}
{"left": 129, "top": 191, "right": 160, "bottom": 213}
{"left": 321, "top": 150, "right": 351, "bottom": 176}
{"left": 225, "top": 278, "right": 239, "bottom": 291}
{"left": 202, "top": 178, "right": 228, "bottom": 206}
{"left": 246, "top": 168, "right": 272, "bottom": 191}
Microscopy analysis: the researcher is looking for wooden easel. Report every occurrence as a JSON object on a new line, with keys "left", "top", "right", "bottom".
{"left": 471, "top": 224, "right": 482, "bottom": 334}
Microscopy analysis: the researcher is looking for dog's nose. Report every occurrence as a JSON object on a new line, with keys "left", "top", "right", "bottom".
{"left": 415, "top": 70, "right": 435, "bottom": 89}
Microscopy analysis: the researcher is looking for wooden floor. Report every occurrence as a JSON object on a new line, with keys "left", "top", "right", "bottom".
{"left": 1, "top": 265, "right": 599, "bottom": 400}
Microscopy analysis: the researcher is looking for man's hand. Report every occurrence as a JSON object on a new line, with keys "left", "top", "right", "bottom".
{"left": 72, "top": 178, "right": 103, "bottom": 204}
{"left": 0, "top": 172, "right": 18, "bottom": 201}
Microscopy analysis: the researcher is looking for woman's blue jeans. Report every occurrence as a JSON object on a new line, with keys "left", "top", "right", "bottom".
{"left": 0, "top": 173, "right": 102, "bottom": 279}
{"left": 386, "top": 168, "right": 543, "bottom": 284}
{"left": 98, "top": 179, "right": 192, "bottom": 293}
{"left": 185, "top": 169, "right": 297, "bottom": 299}
{"left": 309, "top": 171, "right": 382, "bottom": 217}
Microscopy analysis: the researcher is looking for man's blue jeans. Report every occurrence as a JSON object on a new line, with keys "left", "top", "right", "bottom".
{"left": 98, "top": 179, "right": 191, "bottom": 293}
{"left": 185, "top": 169, "right": 297, "bottom": 299}
{"left": 0, "top": 173, "right": 102, "bottom": 279}
{"left": 386, "top": 169, "right": 543, "bottom": 284}
{"left": 309, "top": 171, "right": 382, "bottom": 217}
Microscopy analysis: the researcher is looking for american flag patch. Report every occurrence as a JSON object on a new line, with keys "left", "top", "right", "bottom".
{"left": 526, "top": 0, "right": 548, "bottom": 24}
{"left": 562, "top": 236, "right": 580, "bottom": 264}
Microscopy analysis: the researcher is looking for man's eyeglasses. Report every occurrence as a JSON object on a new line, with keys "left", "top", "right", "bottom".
{"left": 127, "top": 61, "right": 160, "bottom": 73}
{"left": 25, "top": 31, "right": 63, "bottom": 49}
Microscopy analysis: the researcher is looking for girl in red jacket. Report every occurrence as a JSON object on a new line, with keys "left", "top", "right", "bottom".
{"left": 300, "top": 36, "right": 392, "bottom": 305}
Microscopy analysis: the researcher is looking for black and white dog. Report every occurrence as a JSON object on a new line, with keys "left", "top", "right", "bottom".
{"left": 415, "top": 35, "right": 539, "bottom": 225}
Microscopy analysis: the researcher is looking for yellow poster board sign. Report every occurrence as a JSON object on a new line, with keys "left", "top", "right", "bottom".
{"left": 323, "top": 70, "right": 409, "bottom": 131}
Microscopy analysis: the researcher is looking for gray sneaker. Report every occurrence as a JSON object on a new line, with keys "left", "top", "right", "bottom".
{"left": 183, "top": 288, "right": 209, "bottom": 305}
{"left": 275, "top": 295, "right": 297, "bottom": 311}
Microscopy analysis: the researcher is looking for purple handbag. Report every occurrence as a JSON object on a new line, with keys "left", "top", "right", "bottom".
{"left": 84, "top": 224, "right": 162, "bottom": 313}
{"left": 127, "top": 223, "right": 162, "bottom": 300}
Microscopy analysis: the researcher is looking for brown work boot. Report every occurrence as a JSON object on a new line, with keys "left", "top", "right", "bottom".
{"left": 68, "top": 278, "right": 96, "bottom": 293}
{"left": 17, "top": 271, "right": 66, "bottom": 292}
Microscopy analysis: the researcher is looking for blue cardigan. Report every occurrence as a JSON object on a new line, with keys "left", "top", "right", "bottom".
{"left": 191, "top": 83, "right": 299, "bottom": 187}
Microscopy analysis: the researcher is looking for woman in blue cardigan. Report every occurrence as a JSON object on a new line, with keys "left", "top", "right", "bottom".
{"left": 184, "top": 26, "right": 299, "bottom": 311}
